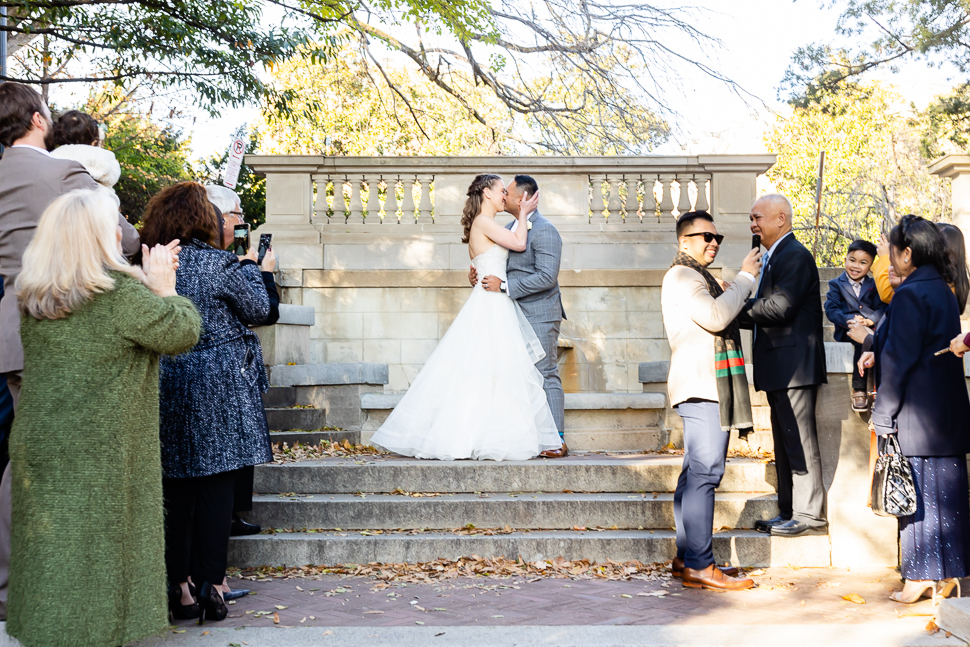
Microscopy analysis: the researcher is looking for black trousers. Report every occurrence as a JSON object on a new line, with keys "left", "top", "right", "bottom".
{"left": 233, "top": 465, "right": 255, "bottom": 513}
{"left": 850, "top": 342, "right": 868, "bottom": 392}
{"left": 766, "top": 386, "right": 826, "bottom": 525}
{"left": 163, "top": 469, "right": 239, "bottom": 587}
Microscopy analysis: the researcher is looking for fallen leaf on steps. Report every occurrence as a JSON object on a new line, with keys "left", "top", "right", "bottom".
{"left": 841, "top": 593, "right": 866, "bottom": 604}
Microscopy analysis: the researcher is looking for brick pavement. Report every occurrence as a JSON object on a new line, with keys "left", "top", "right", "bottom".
{"left": 169, "top": 567, "right": 962, "bottom": 631}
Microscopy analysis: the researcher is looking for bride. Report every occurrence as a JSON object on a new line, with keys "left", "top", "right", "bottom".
{"left": 370, "top": 174, "right": 563, "bottom": 461}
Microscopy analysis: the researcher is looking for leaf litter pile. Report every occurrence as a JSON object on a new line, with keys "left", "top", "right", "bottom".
{"left": 272, "top": 440, "right": 387, "bottom": 463}
{"left": 229, "top": 556, "right": 670, "bottom": 589}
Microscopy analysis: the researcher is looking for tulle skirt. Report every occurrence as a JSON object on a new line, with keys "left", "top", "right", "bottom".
{"left": 370, "top": 287, "right": 562, "bottom": 461}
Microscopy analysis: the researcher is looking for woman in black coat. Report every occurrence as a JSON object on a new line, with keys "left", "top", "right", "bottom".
{"left": 139, "top": 182, "right": 273, "bottom": 622}
{"left": 860, "top": 215, "right": 970, "bottom": 604}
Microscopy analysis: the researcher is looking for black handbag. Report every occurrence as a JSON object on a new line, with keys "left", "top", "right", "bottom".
{"left": 871, "top": 434, "right": 918, "bottom": 517}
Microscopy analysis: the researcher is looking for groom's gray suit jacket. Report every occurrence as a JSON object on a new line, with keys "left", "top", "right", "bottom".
{"left": 505, "top": 210, "right": 567, "bottom": 435}
{"left": 504, "top": 211, "right": 566, "bottom": 323}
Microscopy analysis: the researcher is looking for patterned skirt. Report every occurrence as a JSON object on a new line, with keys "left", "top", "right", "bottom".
{"left": 899, "top": 456, "right": 970, "bottom": 580}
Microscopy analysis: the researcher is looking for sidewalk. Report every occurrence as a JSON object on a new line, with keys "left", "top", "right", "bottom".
{"left": 127, "top": 566, "right": 966, "bottom": 646}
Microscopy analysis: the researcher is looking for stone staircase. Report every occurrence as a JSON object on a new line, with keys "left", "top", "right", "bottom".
{"left": 228, "top": 453, "right": 830, "bottom": 569}
{"left": 264, "top": 386, "right": 355, "bottom": 446}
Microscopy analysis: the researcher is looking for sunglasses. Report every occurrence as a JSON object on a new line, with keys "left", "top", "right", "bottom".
{"left": 684, "top": 232, "right": 724, "bottom": 245}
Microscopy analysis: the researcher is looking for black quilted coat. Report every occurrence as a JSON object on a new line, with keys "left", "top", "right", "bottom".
{"left": 159, "top": 240, "right": 273, "bottom": 478}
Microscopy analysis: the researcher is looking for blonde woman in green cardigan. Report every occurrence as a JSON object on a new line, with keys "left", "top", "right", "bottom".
{"left": 7, "top": 189, "right": 201, "bottom": 647}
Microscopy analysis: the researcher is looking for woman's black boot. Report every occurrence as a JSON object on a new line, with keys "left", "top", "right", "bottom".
{"left": 198, "top": 581, "right": 229, "bottom": 624}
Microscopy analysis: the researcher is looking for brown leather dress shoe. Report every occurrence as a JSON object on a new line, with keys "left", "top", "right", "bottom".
{"left": 682, "top": 564, "right": 754, "bottom": 591}
{"left": 539, "top": 442, "right": 569, "bottom": 458}
{"left": 671, "top": 557, "right": 739, "bottom": 579}
{"left": 851, "top": 391, "right": 869, "bottom": 412}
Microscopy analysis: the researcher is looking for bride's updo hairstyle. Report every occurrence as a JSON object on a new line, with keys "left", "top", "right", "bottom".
{"left": 461, "top": 174, "right": 502, "bottom": 244}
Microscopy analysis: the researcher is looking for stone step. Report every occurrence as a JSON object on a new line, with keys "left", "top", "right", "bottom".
{"left": 227, "top": 528, "right": 830, "bottom": 568}
{"left": 248, "top": 492, "right": 778, "bottom": 531}
{"left": 270, "top": 430, "right": 358, "bottom": 446}
{"left": 265, "top": 407, "right": 327, "bottom": 431}
{"left": 254, "top": 456, "right": 777, "bottom": 494}
{"left": 262, "top": 386, "right": 298, "bottom": 408}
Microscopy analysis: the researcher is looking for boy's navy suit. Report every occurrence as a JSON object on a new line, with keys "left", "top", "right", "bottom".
{"left": 824, "top": 272, "right": 887, "bottom": 390}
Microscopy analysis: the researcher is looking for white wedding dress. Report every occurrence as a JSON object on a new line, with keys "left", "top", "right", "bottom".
{"left": 370, "top": 244, "right": 563, "bottom": 461}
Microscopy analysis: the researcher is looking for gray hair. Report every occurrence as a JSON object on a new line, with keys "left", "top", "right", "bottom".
{"left": 755, "top": 193, "right": 794, "bottom": 221}
{"left": 205, "top": 184, "right": 241, "bottom": 215}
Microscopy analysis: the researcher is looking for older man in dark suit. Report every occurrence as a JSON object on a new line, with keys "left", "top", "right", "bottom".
{"left": 0, "top": 83, "right": 140, "bottom": 618}
{"left": 738, "top": 194, "right": 828, "bottom": 538}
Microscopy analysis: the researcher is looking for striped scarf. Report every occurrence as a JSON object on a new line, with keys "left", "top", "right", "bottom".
{"left": 671, "top": 252, "right": 754, "bottom": 434}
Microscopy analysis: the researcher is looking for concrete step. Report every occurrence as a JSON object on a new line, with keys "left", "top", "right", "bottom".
{"left": 265, "top": 407, "right": 327, "bottom": 431}
{"left": 270, "top": 430, "right": 357, "bottom": 446}
{"left": 248, "top": 492, "right": 778, "bottom": 531}
{"left": 262, "top": 386, "right": 297, "bottom": 408}
{"left": 253, "top": 456, "right": 777, "bottom": 494}
{"left": 227, "top": 528, "right": 830, "bottom": 568}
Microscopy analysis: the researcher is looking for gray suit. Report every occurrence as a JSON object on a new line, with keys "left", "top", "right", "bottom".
{"left": 505, "top": 211, "right": 566, "bottom": 435}
{"left": 0, "top": 146, "right": 139, "bottom": 375}
{"left": 0, "top": 145, "right": 139, "bottom": 617}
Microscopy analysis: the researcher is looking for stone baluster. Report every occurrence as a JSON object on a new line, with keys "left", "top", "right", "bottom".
{"left": 348, "top": 176, "right": 365, "bottom": 224}
{"left": 677, "top": 175, "right": 693, "bottom": 215}
{"left": 401, "top": 176, "right": 417, "bottom": 224}
{"left": 607, "top": 176, "right": 622, "bottom": 222}
{"left": 694, "top": 176, "right": 711, "bottom": 212}
{"left": 658, "top": 175, "right": 675, "bottom": 219}
{"left": 642, "top": 176, "right": 658, "bottom": 220}
{"left": 312, "top": 175, "right": 330, "bottom": 225}
{"left": 385, "top": 177, "right": 399, "bottom": 223}
{"left": 625, "top": 176, "right": 640, "bottom": 222}
{"left": 588, "top": 175, "right": 606, "bottom": 223}
{"left": 417, "top": 175, "right": 434, "bottom": 222}
{"left": 366, "top": 176, "right": 381, "bottom": 223}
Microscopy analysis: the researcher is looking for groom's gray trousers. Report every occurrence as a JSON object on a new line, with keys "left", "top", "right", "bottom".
{"left": 505, "top": 212, "right": 566, "bottom": 437}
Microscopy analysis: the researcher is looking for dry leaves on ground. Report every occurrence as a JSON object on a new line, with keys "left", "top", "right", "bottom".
{"left": 259, "top": 525, "right": 636, "bottom": 537}
{"left": 272, "top": 441, "right": 388, "bottom": 463}
{"left": 230, "top": 556, "right": 670, "bottom": 587}
{"left": 841, "top": 593, "right": 866, "bottom": 604}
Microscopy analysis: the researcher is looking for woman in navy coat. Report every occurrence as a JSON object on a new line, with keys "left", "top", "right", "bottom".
{"left": 138, "top": 182, "right": 273, "bottom": 622}
{"left": 860, "top": 215, "right": 970, "bottom": 604}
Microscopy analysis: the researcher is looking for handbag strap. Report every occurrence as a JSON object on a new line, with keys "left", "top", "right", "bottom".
{"left": 884, "top": 434, "right": 903, "bottom": 456}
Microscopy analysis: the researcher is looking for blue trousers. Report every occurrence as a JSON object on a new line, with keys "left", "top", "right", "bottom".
{"left": 673, "top": 399, "right": 730, "bottom": 569}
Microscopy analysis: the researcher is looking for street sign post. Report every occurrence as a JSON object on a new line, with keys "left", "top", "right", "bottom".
{"left": 223, "top": 133, "right": 247, "bottom": 190}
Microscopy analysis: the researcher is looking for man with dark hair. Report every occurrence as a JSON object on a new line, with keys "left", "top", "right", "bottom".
{"left": 740, "top": 194, "right": 828, "bottom": 538}
{"left": 661, "top": 211, "right": 761, "bottom": 590}
{"left": 0, "top": 82, "right": 140, "bottom": 618}
{"left": 469, "top": 174, "right": 568, "bottom": 457}
{"left": 825, "top": 239, "right": 886, "bottom": 411}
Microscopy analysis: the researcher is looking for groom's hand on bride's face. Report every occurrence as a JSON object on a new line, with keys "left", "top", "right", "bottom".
{"left": 468, "top": 265, "right": 478, "bottom": 287}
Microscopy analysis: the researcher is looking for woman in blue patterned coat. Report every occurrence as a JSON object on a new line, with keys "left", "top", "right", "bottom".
{"left": 138, "top": 182, "right": 272, "bottom": 623}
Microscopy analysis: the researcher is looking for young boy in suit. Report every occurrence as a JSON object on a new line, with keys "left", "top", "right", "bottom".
{"left": 824, "top": 239, "right": 887, "bottom": 411}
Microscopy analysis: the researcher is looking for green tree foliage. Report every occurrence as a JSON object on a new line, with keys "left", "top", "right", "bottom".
{"left": 196, "top": 131, "right": 268, "bottom": 229}
{"left": 766, "top": 81, "right": 950, "bottom": 266}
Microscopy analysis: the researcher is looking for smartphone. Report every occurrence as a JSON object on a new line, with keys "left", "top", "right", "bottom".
{"left": 257, "top": 233, "right": 272, "bottom": 265}
{"left": 752, "top": 234, "right": 761, "bottom": 250}
{"left": 233, "top": 224, "right": 250, "bottom": 257}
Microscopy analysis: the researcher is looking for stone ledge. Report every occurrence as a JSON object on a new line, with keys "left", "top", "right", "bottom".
{"left": 938, "top": 597, "right": 970, "bottom": 644}
{"left": 638, "top": 361, "right": 669, "bottom": 384}
{"left": 269, "top": 363, "right": 389, "bottom": 387}
{"left": 275, "top": 303, "right": 315, "bottom": 326}
{"left": 361, "top": 392, "right": 665, "bottom": 410}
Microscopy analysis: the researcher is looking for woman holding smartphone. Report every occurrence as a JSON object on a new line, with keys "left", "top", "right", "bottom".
{"left": 138, "top": 182, "right": 273, "bottom": 623}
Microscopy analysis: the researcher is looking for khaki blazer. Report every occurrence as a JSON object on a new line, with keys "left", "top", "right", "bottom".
{"left": 661, "top": 265, "right": 754, "bottom": 408}
{"left": 0, "top": 146, "right": 140, "bottom": 373}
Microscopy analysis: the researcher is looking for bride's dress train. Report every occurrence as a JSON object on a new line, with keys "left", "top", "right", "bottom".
{"left": 370, "top": 244, "right": 562, "bottom": 461}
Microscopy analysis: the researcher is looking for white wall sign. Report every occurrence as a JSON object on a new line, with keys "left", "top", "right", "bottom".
{"left": 223, "top": 134, "right": 247, "bottom": 189}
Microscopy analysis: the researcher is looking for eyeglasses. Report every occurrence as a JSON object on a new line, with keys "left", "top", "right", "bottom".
{"left": 684, "top": 232, "right": 724, "bottom": 245}
{"left": 226, "top": 210, "right": 244, "bottom": 219}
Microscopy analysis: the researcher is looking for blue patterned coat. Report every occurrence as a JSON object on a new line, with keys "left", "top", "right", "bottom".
{"left": 159, "top": 240, "right": 273, "bottom": 478}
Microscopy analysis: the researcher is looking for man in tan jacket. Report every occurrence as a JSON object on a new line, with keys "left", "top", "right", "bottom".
{"left": 0, "top": 83, "right": 140, "bottom": 618}
{"left": 660, "top": 210, "right": 761, "bottom": 591}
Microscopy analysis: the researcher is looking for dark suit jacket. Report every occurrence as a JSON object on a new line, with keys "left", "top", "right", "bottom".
{"left": 824, "top": 272, "right": 887, "bottom": 343}
{"left": 738, "top": 233, "right": 827, "bottom": 392}
{"left": 871, "top": 264, "right": 970, "bottom": 456}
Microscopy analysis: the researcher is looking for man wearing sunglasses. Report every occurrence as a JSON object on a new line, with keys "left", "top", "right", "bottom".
{"left": 738, "top": 194, "right": 827, "bottom": 538}
{"left": 661, "top": 210, "right": 762, "bottom": 591}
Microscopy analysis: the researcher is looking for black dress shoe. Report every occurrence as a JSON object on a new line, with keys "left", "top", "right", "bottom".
{"left": 754, "top": 515, "right": 789, "bottom": 534}
{"left": 770, "top": 519, "right": 828, "bottom": 537}
{"left": 230, "top": 514, "right": 261, "bottom": 536}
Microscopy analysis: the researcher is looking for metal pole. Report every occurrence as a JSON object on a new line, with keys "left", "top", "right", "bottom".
{"left": 0, "top": 5, "right": 7, "bottom": 81}
{"left": 813, "top": 151, "right": 825, "bottom": 259}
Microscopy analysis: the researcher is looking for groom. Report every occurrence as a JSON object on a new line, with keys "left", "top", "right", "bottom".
{"left": 469, "top": 175, "right": 568, "bottom": 457}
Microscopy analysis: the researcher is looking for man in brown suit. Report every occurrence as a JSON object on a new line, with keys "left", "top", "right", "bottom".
{"left": 0, "top": 83, "right": 140, "bottom": 618}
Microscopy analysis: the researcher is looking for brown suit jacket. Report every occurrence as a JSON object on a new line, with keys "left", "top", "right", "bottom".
{"left": 0, "top": 146, "right": 140, "bottom": 373}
